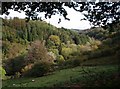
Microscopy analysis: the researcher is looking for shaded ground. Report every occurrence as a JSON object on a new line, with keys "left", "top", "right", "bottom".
{"left": 81, "top": 55, "right": 119, "bottom": 66}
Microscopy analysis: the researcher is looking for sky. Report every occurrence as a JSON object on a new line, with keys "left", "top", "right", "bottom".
{"left": 1, "top": 6, "right": 91, "bottom": 30}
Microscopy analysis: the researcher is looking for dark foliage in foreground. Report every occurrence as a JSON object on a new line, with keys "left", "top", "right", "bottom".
{"left": 2, "top": 2, "right": 120, "bottom": 28}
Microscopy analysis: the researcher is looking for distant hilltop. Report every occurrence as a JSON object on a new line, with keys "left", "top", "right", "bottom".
{"left": 71, "top": 27, "right": 105, "bottom": 34}
{"left": 70, "top": 28, "right": 90, "bottom": 33}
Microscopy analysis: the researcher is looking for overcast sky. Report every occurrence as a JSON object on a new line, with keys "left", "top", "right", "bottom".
{"left": 1, "top": 6, "right": 91, "bottom": 30}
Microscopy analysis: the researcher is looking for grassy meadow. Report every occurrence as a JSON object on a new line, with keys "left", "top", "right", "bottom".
{"left": 2, "top": 64, "right": 120, "bottom": 87}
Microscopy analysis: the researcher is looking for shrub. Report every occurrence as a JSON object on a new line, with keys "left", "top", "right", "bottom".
{"left": 87, "top": 47, "right": 115, "bottom": 60}
{"left": 21, "top": 63, "right": 34, "bottom": 76}
{"left": 72, "top": 59, "right": 81, "bottom": 67}
{"left": 63, "top": 59, "right": 81, "bottom": 68}
{"left": 24, "top": 62, "right": 53, "bottom": 77}
{"left": 14, "top": 72, "right": 21, "bottom": 78}
{"left": 4, "top": 54, "right": 26, "bottom": 76}
{"left": 0, "top": 67, "right": 6, "bottom": 80}
{"left": 57, "top": 55, "right": 65, "bottom": 64}
{"left": 88, "top": 50, "right": 102, "bottom": 59}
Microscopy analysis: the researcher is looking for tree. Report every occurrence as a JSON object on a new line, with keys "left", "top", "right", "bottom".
{"left": 2, "top": 2, "right": 120, "bottom": 28}
{"left": 23, "top": 62, "right": 53, "bottom": 77}
{"left": 22, "top": 40, "right": 55, "bottom": 77}
{"left": 61, "top": 47, "right": 73, "bottom": 59}
{"left": 26, "top": 40, "right": 54, "bottom": 64}
{"left": 49, "top": 35, "right": 61, "bottom": 46}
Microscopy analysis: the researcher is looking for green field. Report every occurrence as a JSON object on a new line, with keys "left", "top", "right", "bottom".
{"left": 2, "top": 65, "right": 120, "bottom": 88}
